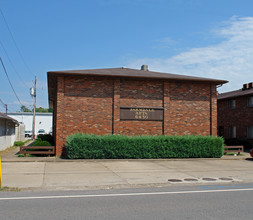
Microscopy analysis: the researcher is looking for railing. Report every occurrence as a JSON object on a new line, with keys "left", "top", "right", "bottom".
{"left": 19, "top": 146, "right": 55, "bottom": 157}
{"left": 224, "top": 146, "right": 244, "bottom": 155}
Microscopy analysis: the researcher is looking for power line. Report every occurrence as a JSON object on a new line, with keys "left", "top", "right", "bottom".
{"left": 0, "top": 98, "right": 5, "bottom": 106}
{"left": 0, "top": 7, "right": 35, "bottom": 77}
{"left": 0, "top": 40, "right": 30, "bottom": 88}
{"left": 0, "top": 56, "right": 23, "bottom": 106}
{"left": 0, "top": 98, "right": 8, "bottom": 114}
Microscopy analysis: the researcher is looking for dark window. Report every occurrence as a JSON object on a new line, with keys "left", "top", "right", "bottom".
{"left": 229, "top": 126, "right": 236, "bottom": 138}
{"left": 218, "top": 126, "right": 224, "bottom": 137}
{"left": 247, "top": 97, "right": 253, "bottom": 107}
{"left": 247, "top": 126, "right": 253, "bottom": 139}
{"left": 229, "top": 100, "right": 236, "bottom": 109}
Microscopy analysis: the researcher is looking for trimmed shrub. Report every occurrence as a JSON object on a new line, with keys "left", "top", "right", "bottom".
{"left": 37, "top": 134, "right": 54, "bottom": 146}
{"left": 65, "top": 134, "right": 224, "bottom": 159}
{"left": 32, "top": 140, "right": 51, "bottom": 146}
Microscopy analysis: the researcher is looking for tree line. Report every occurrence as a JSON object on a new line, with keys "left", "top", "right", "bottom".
{"left": 20, "top": 105, "right": 53, "bottom": 113}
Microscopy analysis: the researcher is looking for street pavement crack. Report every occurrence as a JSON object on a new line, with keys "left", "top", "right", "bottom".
{"left": 98, "top": 162, "right": 129, "bottom": 184}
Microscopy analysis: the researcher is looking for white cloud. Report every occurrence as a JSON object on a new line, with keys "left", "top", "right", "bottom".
{"left": 128, "top": 16, "right": 253, "bottom": 92}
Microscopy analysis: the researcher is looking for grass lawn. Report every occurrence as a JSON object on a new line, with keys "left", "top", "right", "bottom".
{"left": 0, "top": 186, "right": 20, "bottom": 192}
{"left": 0, "top": 145, "right": 18, "bottom": 157}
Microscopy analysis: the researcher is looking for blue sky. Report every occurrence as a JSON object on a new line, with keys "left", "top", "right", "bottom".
{"left": 0, "top": 0, "right": 253, "bottom": 112}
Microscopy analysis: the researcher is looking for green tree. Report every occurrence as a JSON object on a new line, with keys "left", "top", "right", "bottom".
{"left": 34, "top": 107, "right": 53, "bottom": 112}
{"left": 20, "top": 106, "right": 52, "bottom": 113}
{"left": 20, "top": 105, "right": 32, "bottom": 112}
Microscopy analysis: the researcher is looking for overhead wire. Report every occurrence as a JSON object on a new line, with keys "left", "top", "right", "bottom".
{"left": 0, "top": 7, "right": 35, "bottom": 77}
{"left": 0, "top": 40, "right": 30, "bottom": 88}
{"left": 0, "top": 56, "right": 23, "bottom": 106}
{"left": 0, "top": 98, "right": 5, "bottom": 106}
{"left": 0, "top": 98, "right": 7, "bottom": 112}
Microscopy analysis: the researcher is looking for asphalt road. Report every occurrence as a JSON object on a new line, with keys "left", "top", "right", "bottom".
{"left": 1, "top": 183, "right": 253, "bottom": 220}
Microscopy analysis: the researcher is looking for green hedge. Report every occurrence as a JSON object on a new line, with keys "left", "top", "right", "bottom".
{"left": 37, "top": 134, "right": 54, "bottom": 146}
{"left": 65, "top": 134, "right": 224, "bottom": 159}
{"left": 32, "top": 139, "right": 51, "bottom": 146}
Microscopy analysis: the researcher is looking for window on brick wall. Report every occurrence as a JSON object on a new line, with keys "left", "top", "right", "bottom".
{"left": 247, "top": 97, "right": 253, "bottom": 107}
{"left": 229, "top": 99, "right": 236, "bottom": 109}
{"left": 247, "top": 126, "right": 253, "bottom": 139}
{"left": 229, "top": 126, "right": 236, "bottom": 138}
{"left": 218, "top": 126, "right": 224, "bottom": 137}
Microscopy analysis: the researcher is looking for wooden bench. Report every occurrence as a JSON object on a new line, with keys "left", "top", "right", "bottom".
{"left": 224, "top": 146, "right": 244, "bottom": 155}
{"left": 20, "top": 146, "right": 55, "bottom": 157}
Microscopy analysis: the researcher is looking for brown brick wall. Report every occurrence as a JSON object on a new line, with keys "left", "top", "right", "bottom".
{"left": 164, "top": 82, "right": 213, "bottom": 136}
{"left": 218, "top": 95, "right": 253, "bottom": 139}
{"left": 54, "top": 75, "right": 217, "bottom": 156}
{"left": 120, "top": 79, "right": 163, "bottom": 107}
{"left": 211, "top": 84, "right": 218, "bottom": 136}
{"left": 119, "top": 121, "right": 163, "bottom": 135}
{"left": 55, "top": 76, "right": 114, "bottom": 156}
{"left": 119, "top": 79, "right": 163, "bottom": 135}
{"left": 55, "top": 76, "right": 65, "bottom": 156}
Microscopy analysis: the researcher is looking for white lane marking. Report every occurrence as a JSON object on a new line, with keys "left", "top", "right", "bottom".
{"left": 0, "top": 188, "right": 253, "bottom": 201}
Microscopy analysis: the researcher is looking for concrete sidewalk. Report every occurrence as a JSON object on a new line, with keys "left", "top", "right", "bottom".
{"left": 2, "top": 157, "right": 253, "bottom": 191}
{"left": 1, "top": 146, "right": 253, "bottom": 191}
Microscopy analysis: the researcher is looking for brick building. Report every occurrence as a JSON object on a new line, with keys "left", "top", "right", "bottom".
{"left": 47, "top": 66, "right": 227, "bottom": 156}
{"left": 218, "top": 83, "right": 253, "bottom": 147}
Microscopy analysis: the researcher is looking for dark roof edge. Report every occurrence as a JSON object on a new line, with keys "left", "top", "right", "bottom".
{"left": 47, "top": 68, "right": 228, "bottom": 85}
{"left": 218, "top": 89, "right": 253, "bottom": 100}
{"left": 0, "top": 113, "right": 19, "bottom": 124}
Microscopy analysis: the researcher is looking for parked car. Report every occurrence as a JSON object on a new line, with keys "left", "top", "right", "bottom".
{"left": 250, "top": 149, "right": 253, "bottom": 157}
{"left": 25, "top": 130, "right": 32, "bottom": 137}
{"left": 37, "top": 129, "right": 46, "bottom": 135}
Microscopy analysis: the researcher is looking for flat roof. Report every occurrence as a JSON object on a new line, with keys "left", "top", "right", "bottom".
{"left": 7, "top": 112, "right": 53, "bottom": 116}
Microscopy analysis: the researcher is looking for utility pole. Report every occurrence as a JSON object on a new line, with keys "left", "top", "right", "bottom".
{"left": 32, "top": 76, "right": 37, "bottom": 140}
{"left": 4, "top": 104, "right": 7, "bottom": 114}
